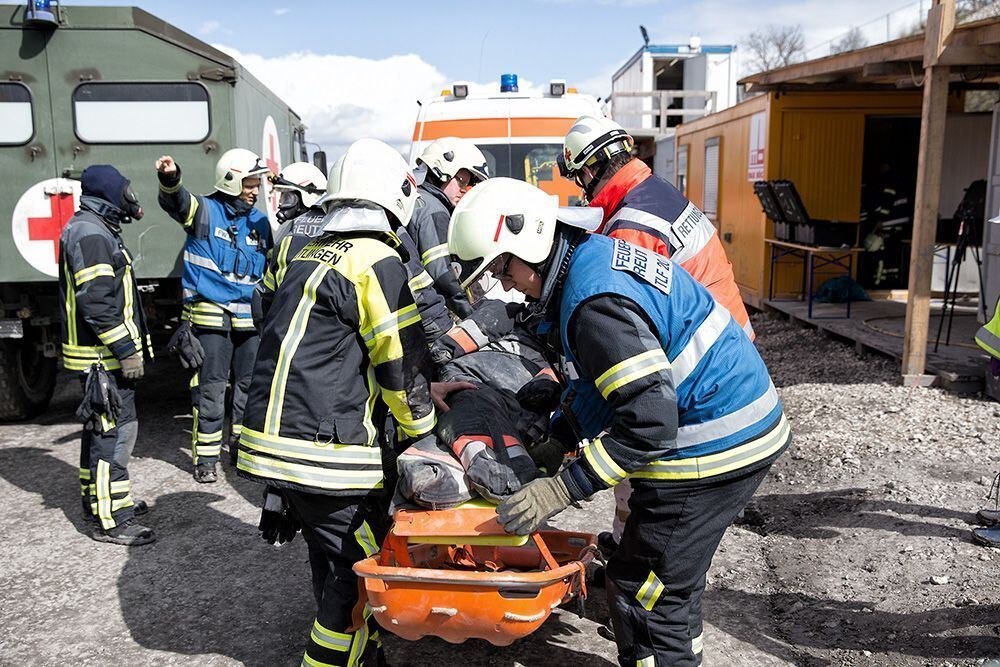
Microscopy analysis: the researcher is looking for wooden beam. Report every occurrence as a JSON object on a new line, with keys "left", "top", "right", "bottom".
{"left": 902, "top": 0, "right": 955, "bottom": 384}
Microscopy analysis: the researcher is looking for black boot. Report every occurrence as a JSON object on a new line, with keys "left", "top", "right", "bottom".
{"left": 194, "top": 462, "right": 218, "bottom": 483}
{"left": 598, "top": 531, "right": 619, "bottom": 558}
{"left": 91, "top": 518, "right": 156, "bottom": 546}
{"left": 973, "top": 525, "right": 1000, "bottom": 547}
{"left": 977, "top": 508, "right": 1000, "bottom": 526}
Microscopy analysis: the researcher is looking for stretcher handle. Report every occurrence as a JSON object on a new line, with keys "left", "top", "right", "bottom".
{"left": 530, "top": 532, "right": 561, "bottom": 571}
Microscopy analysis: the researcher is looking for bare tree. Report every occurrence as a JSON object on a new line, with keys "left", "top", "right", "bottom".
{"left": 742, "top": 25, "right": 806, "bottom": 73}
{"left": 830, "top": 26, "right": 868, "bottom": 54}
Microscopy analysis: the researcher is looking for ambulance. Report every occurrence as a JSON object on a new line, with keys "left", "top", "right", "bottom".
{"left": 410, "top": 74, "right": 605, "bottom": 205}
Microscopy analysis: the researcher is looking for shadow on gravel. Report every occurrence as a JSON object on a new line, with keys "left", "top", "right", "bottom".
{"left": 708, "top": 587, "right": 1000, "bottom": 665}
{"left": 743, "top": 488, "right": 975, "bottom": 541}
{"left": 0, "top": 446, "right": 94, "bottom": 538}
{"left": 117, "top": 490, "right": 314, "bottom": 666}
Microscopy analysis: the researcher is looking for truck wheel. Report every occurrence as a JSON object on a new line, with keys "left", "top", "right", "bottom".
{"left": 0, "top": 337, "right": 57, "bottom": 421}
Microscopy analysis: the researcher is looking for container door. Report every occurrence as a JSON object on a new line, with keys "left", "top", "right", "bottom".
{"left": 1, "top": 27, "right": 63, "bottom": 282}
{"left": 982, "top": 101, "right": 1000, "bottom": 321}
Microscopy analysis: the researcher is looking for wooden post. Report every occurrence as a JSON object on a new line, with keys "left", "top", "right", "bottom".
{"left": 901, "top": 0, "right": 954, "bottom": 385}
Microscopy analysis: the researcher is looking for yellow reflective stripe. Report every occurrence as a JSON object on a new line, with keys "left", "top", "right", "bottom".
{"left": 595, "top": 349, "right": 671, "bottom": 400}
{"left": 79, "top": 467, "right": 91, "bottom": 480}
{"left": 237, "top": 449, "right": 384, "bottom": 491}
{"left": 636, "top": 656, "right": 655, "bottom": 667}
{"left": 197, "top": 429, "right": 224, "bottom": 443}
{"left": 265, "top": 263, "right": 332, "bottom": 435}
{"left": 74, "top": 263, "right": 115, "bottom": 284}
{"left": 354, "top": 521, "right": 378, "bottom": 558}
{"left": 231, "top": 318, "right": 256, "bottom": 330}
{"left": 276, "top": 235, "right": 294, "bottom": 287}
{"left": 184, "top": 194, "right": 199, "bottom": 228}
{"left": 97, "top": 322, "right": 131, "bottom": 345}
{"left": 347, "top": 615, "right": 370, "bottom": 667}
{"left": 90, "top": 496, "right": 133, "bottom": 513}
{"left": 692, "top": 631, "right": 704, "bottom": 654}
{"left": 64, "top": 268, "right": 77, "bottom": 344}
{"left": 195, "top": 444, "right": 222, "bottom": 457}
{"left": 360, "top": 303, "right": 420, "bottom": 346}
{"left": 310, "top": 619, "right": 352, "bottom": 652}
{"left": 635, "top": 570, "right": 665, "bottom": 611}
{"left": 301, "top": 655, "right": 333, "bottom": 667}
{"left": 240, "top": 427, "right": 381, "bottom": 465}
{"left": 96, "top": 460, "right": 114, "bottom": 529}
{"left": 582, "top": 437, "right": 628, "bottom": 486}
{"left": 420, "top": 243, "right": 450, "bottom": 266}
{"left": 158, "top": 177, "right": 183, "bottom": 194}
{"left": 231, "top": 424, "right": 243, "bottom": 436}
{"left": 100, "top": 413, "right": 116, "bottom": 431}
{"left": 393, "top": 406, "right": 436, "bottom": 439}
{"left": 263, "top": 271, "right": 277, "bottom": 291}
{"left": 121, "top": 263, "right": 142, "bottom": 346}
{"left": 632, "top": 415, "right": 791, "bottom": 481}
{"left": 408, "top": 271, "right": 433, "bottom": 292}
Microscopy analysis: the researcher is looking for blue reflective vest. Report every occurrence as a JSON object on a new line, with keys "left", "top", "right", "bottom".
{"left": 181, "top": 196, "right": 270, "bottom": 320}
{"left": 555, "top": 235, "right": 786, "bottom": 471}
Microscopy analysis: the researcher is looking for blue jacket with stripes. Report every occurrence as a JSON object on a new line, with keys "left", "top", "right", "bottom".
{"left": 551, "top": 234, "right": 789, "bottom": 500}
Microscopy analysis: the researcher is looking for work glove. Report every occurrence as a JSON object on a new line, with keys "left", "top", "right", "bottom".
{"left": 166, "top": 321, "right": 204, "bottom": 369}
{"left": 258, "top": 487, "right": 300, "bottom": 546}
{"left": 119, "top": 352, "right": 144, "bottom": 381}
{"left": 497, "top": 475, "right": 572, "bottom": 536}
{"left": 76, "top": 363, "right": 122, "bottom": 428}
{"left": 528, "top": 438, "right": 569, "bottom": 477}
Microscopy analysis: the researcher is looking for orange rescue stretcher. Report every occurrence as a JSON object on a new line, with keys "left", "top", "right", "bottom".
{"left": 353, "top": 499, "right": 598, "bottom": 646}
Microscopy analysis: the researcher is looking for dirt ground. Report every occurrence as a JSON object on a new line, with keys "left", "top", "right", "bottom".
{"left": 2, "top": 313, "right": 1000, "bottom": 666}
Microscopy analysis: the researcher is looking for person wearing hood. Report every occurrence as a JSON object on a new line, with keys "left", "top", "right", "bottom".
{"left": 59, "top": 164, "right": 155, "bottom": 546}
{"left": 156, "top": 150, "right": 271, "bottom": 484}
{"left": 449, "top": 178, "right": 790, "bottom": 667}
{"left": 409, "top": 137, "right": 490, "bottom": 318}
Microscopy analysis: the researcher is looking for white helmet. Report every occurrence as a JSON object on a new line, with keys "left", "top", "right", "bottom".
{"left": 559, "top": 115, "right": 634, "bottom": 181}
{"left": 417, "top": 137, "right": 490, "bottom": 184}
{"left": 214, "top": 148, "right": 270, "bottom": 197}
{"left": 274, "top": 162, "right": 328, "bottom": 209}
{"left": 317, "top": 138, "right": 419, "bottom": 227}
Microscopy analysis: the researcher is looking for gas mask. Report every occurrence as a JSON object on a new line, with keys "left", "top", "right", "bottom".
{"left": 119, "top": 181, "right": 144, "bottom": 224}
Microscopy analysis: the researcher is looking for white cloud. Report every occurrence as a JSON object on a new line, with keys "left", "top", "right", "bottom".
{"left": 198, "top": 20, "right": 221, "bottom": 35}
{"left": 217, "top": 46, "right": 545, "bottom": 159}
{"left": 273, "top": 8, "right": 291, "bottom": 16}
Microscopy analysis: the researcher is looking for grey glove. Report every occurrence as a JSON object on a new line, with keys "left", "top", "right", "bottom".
{"left": 166, "top": 321, "right": 204, "bottom": 369}
{"left": 528, "top": 438, "right": 569, "bottom": 476}
{"left": 120, "top": 352, "right": 144, "bottom": 381}
{"left": 497, "top": 475, "right": 572, "bottom": 536}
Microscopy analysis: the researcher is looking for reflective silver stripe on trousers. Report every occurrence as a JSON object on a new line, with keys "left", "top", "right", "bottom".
{"left": 671, "top": 301, "right": 730, "bottom": 387}
{"left": 676, "top": 381, "right": 779, "bottom": 449}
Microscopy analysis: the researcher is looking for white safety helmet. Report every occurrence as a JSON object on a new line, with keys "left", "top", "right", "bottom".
{"left": 559, "top": 115, "right": 634, "bottom": 191}
{"left": 317, "top": 138, "right": 420, "bottom": 227}
{"left": 274, "top": 162, "right": 328, "bottom": 209}
{"left": 214, "top": 148, "right": 270, "bottom": 197}
{"left": 417, "top": 137, "right": 490, "bottom": 184}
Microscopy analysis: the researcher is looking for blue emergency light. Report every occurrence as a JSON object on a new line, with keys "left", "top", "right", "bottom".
{"left": 500, "top": 73, "right": 518, "bottom": 93}
{"left": 25, "top": 0, "right": 59, "bottom": 27}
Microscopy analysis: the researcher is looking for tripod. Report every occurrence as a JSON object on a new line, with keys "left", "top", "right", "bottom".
{"left": 933, "top": 214, "right": 984, "bottom": 351}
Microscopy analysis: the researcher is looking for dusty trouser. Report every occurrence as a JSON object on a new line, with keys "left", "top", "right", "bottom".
{"left": 189, "top": 328, "right": 258, "bottom": 466}
{"left": 284, "top": 490, "right": 390, "bottom": 667}
{"left": 78, "top": 372, "right": 138, "bottom": 530}
{"left": 607, "top": 459, "right": 776, "bottom": 667}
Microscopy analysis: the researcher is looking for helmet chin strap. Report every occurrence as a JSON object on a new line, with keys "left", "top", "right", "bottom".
{"left": 527, "top": 224, "right": 586, "bottom": 318}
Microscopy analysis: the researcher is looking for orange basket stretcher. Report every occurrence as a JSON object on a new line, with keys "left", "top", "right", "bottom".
{"left": 353, "top": 499, "right": 598, "bottom": 646}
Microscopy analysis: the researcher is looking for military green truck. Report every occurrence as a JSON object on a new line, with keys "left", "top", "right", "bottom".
{"left": 0, "top": 3, "right": 311, "bottom": 419}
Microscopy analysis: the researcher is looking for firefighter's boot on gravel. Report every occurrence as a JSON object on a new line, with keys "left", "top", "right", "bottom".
{"left": 973, "top": 525, "right": 1000, "bottom": 547}
{"left": 976, "top": 508, "right": 1000, "bottom": 526}
{"left": 91, "top": 519, "right": 156, "bottom": 546}
{"left": 194, "top": 462, "right": 218, "bottom": 483}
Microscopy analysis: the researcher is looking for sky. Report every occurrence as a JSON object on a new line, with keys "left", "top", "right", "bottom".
{"left": 69, "top": 0, "right": 916, "bottom": 156}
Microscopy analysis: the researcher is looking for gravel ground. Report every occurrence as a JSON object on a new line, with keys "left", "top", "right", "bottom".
{"left": 1, "top": 312, "right": 999, "bottom": 666}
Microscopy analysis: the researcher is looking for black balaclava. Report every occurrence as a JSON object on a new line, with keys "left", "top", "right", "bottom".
{"left": 79, "top": 164, "right": 144, "bottom": 231}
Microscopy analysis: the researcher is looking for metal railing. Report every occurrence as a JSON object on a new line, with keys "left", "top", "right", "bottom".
{"left": 610, "top": 90, "right": 718, "bottom": 133}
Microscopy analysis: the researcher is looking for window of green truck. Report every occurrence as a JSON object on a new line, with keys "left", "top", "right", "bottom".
{"left": 72, "top": 82, "right": 211, "bottom": 144}
{"left": 0, "top": 83, "right": 33, "bottom": 145}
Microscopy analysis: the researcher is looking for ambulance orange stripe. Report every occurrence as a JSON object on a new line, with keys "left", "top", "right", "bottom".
{"left": 413, "top": 117, "right": 577, "bottom": 141}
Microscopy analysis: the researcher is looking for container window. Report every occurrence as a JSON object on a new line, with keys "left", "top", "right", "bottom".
{"left": 73, "top": 82, "right": 210, "bottom": 144}
{"left": 703, "top": 137, "right": 721, "bottom": 221}
{"left": 0, "top": 83, "right": 33, "bottom": 145}
{"left": 676, "top": 144, "right": 689, "bottom": 197}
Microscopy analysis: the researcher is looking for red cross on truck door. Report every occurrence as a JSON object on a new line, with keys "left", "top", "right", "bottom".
{"left": 261, "top": 115, "right": 283, "bottom": 232}
{"left": 12, "top": 178, "right": 82, "bottom": 278}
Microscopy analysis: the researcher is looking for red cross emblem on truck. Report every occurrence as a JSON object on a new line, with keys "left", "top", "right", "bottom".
{"left": 27, "top": 191, "right": 76, "bottom": 262}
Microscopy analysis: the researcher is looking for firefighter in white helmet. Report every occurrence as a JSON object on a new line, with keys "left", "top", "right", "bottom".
{"left": 156, "top": 148, "right": 272, "bottom": 483}
{"left": 410, "top": 136, "right": 490, "bottom": 317}
{"left": 271, "top": 161, "right": 328, "bottom": 224}
{"left": 236, "top": 138, "right": 469, "bottom": 666}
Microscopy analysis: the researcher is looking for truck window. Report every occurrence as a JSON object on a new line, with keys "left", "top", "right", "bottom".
{"left": 73, "top": 82, "right": 210, "bottom": 144}
{"left": 0, "top": 83, "right": 33, "bottom": 145}
{"left": 477, "top": 144, "right": 511, "bottom": 179}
